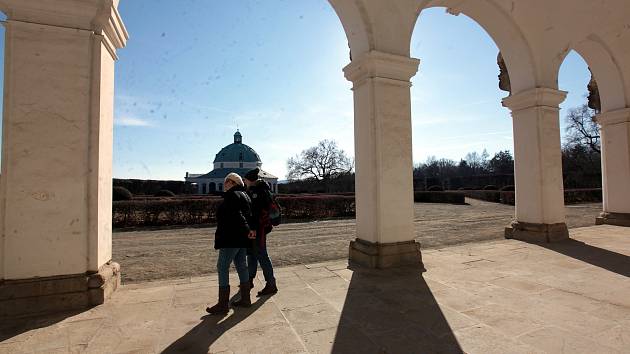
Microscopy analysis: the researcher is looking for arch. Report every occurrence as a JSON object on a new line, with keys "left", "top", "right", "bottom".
{"left": 328, "top": 0, "right": 423, "bottom": 58}
{"left": 327, "top": 0, "right": 371, "bottom": 57}
{"left": 415, "top": 0, "right": 537, "bottom": 94}
{"left": 562, "top": 37, "right": 628, "bottom": 113}
{"left": 208, "top": 182, "right": 216, "bottom": 192}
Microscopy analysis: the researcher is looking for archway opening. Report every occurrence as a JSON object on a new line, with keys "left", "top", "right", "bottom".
{"left": 557, "top": 50, "right": 603, "bottom": 196}
{"left": 409, "top": 7, "right": 519, "bottom": 246}
{"left": 111, "top": 1, "right": 353, "bottom": 283}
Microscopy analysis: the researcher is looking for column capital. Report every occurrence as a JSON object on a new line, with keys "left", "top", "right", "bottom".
{"left": 0, "top": 0, "right": 128, "bottom": 52}
{"left": 502, "top": 87, "right": 567, "bottom": 112}
{"left": 595, "top": 108, "right": 630, "bottom": 126}
{"left": 343, "top": 50, "right": 420, "bottom": 86}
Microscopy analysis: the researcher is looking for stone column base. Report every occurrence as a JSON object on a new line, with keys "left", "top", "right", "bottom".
{"left": 0, "top": 262, "right": 120, "bottom": 318}
{"left": 504, "top": 221, "right": 569, "bottom": 243}
{"left": 349, "top": 239, "right": 424, "bottom": 269}
{"left": 596, "top": 212, "right": 630, "bottom": 227}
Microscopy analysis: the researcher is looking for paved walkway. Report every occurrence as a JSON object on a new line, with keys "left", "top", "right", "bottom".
{"left": 2, "top": 225, "right": 629, "bottom": 353}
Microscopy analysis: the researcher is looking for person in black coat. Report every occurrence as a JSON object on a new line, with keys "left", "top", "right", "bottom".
{"left": 206, "top": 173, "right": 256, "bottom": 315}
{"left": 243, "top": 168, "right": 278, "bottom": 296}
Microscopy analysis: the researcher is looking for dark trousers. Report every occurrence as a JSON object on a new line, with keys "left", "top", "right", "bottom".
{"left": 248, "top": 234, "right": 276, "bottom": 284}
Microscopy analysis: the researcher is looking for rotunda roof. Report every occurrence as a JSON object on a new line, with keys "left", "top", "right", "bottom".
{"left": 213, "top": 131, "right": 261, "bottom": 163}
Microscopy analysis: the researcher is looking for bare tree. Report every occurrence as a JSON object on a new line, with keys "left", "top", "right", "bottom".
{"left": 565, "top": 104, "right": 600, "bottom": 153}
{"left": 286, "top": 140, "right": 354, "bottom": 181}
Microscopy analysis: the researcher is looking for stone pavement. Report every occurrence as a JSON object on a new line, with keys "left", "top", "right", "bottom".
{"left": 1, "top": 225, "right": 629, "bottom": 354}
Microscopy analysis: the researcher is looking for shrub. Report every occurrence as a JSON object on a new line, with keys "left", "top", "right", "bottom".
{"left": 427, "top": 185, "right": 444, "bottom": 191}
{"left": 499, "top": 191, "right": 515, "bottom": 205}
{"left": 155, "top": 189, "right": 176, "bottom": 197}
{"left": 482, "top": 185, "right": 498, "bottom": 190}
{"left": 414, "top": 192, "right": 465, "bottom": 204}
{"left": 461, "top": 190, "right": 501, "bottom": 203}
{"left": 113, "top": 186, "right": 133, "bottom": 201}
{"left": 462, "top": 188, "right": 601, "bottom": 206}
{"left": 564, "top": 188, "right": 602, "bottom": 204}
{"left": 113, "top": 194, "right": 356, "bottom": 228}
{"left": 500, "top": 185, "right": 515, "bottom": 191}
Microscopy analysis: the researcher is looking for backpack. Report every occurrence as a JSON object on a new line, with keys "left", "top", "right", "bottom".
{"left": 268, "top": 194, "right": 282, "bottom": 226}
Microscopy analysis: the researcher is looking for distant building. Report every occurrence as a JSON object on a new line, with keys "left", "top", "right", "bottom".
{"left": 185, "top": 130, "right": 278, "bottom": 193}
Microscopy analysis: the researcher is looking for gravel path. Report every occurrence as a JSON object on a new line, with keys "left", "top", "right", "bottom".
{"left": 113, "top": 199, "right": 603, "bottom": 283}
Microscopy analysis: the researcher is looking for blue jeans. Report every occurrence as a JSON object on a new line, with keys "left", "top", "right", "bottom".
{"left": 217, "top": 248, "right": 249, "bottom": 287}
{"left": 248, "top": 247, "right": 276, "bottom": 285}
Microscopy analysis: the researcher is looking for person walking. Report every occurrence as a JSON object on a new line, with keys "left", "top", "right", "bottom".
{"left": 243, "top": 168, "right": 278, "bottom": 296}
{"left": 206, "top": 173, "right": 256, "bottom": 315}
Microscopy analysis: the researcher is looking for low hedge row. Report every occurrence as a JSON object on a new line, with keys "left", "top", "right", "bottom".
{"left": 463, "top": 188, "right": 602, "bottom": 205}
{"left": 113, "top": 195, "right": 356, "bottom": 228}
{"left": 414, "top": 191, "right": 465, "bottom": 204}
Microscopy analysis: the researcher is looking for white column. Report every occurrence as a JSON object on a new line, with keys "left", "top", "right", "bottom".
{"left": 502, "top": 88, "right": 569, "bottom": 242}
{"left": 596, "top": 108, "right": 630, "bottom": 226}
{"left": 343, "top": 51, "right": 423, "bottom": 268}
{"left": 0, "top": 0, "right": 127, "bottom": 317}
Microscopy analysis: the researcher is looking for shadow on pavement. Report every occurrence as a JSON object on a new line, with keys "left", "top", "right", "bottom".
{"left": 0, "top": 310, "right": 81, "bottom": 342}
{"left": 538, "top": 238, "right": 630, "bottom": 278}
{"left": 161, "top": 296, "right": 270, "bottom": 354}
{"left": 331, "top": 265, "right": 463, "bottom": 354}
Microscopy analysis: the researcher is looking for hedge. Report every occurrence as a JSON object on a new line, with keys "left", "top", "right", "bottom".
{"left": 463, "top": 188, "right": 602, "bottom": 206}
{"left": 112, "top": 191, "right": 471, "bottom": 228}
{"left": 113, "top": 195, "right": 356, "bottom": 228}
{"left": 113, "top": 186, "right": 133, "bottom": 201}
{"left": 414, "top": 191, "right": 465, "bottom": 204}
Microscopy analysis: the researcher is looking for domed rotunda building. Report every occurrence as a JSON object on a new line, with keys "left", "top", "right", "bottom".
{"left": 185, "top": 131, "right": 278, "bottom": 194}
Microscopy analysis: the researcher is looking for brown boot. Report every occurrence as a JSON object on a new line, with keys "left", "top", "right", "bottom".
{"left": 206, "top": 286, "right": 230, "bottom": 315}
{"left": 232, "top": 282, "right": 252, "bottom": 307}
{"left": 257, "top": 282, "right": 278, "bottom": 297}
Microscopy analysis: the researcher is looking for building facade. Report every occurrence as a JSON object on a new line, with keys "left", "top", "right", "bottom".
{"left": 185, "top": 131, "right": 278, "bottom": 193}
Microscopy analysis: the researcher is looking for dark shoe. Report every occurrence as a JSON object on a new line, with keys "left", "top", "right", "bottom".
{"left": 257, "top": 282, "right": 278, "bottom": 297}
{"left": 206, "top": 286, "right": 230, "bottom": 315}
{"left": 232, "top": 282, "right": 252, "bottom": 307}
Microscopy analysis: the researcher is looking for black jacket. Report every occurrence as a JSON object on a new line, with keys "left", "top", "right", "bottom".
{"left": 247, "top": 179, "right": 272, "bottom": 230}
{"left": 214, "top": 185, "right": 253, "bottom": 249}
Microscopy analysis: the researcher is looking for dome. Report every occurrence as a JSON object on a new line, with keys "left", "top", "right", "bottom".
{"left": 213, "top": 131, "right": 261, "bottom": 163}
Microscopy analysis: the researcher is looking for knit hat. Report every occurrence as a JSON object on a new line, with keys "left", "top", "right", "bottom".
{"left": 244, "top": 167, "right": 260, "bottom": 181}
{"left": 224, "top": 172, "right": 244, "bottom": 187}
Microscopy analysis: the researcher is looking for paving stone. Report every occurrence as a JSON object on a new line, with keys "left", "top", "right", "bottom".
{"left": 519, "top": 326, "right": 621, "bottom": 354}
{"left": 224, "top": 322, "right": 306, "bottom": 353}
{"left": 591, "top": 322, "right": 630, "bottom": 351}
{"left": 462, "top": 304, "right": 544, "bottom": 337}
{"left": 489, "top": 276, "right": 551, "bottom": 294}
{"left": 293, "top": 267, "right": 338, "bottom": 282}
{"left": 2, "top": 225, "right": 629, "bottom": 353}
{"left": 270, "top": 287, "right": 326, "bottom": 311}
{"left": 306, "top": 275, "right": 349, "bottom": 294}
{"left": 433, "top": 287, "right": 495, "bottom": 312}
{"left": 281, "top": 303, "right": 341, "bottom": 335}
{"left": 530, "top": 288, "right": 604, "bottom": 314}
{"left": 455, "top": 324, "right": 544, "bottom": 354}
{"left": 300, "top": 326, "right": 379, "bottom": 354}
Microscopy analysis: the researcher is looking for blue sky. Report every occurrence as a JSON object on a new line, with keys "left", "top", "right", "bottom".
{"left": 0, "top": 2, "right": 590, "bottom": 181}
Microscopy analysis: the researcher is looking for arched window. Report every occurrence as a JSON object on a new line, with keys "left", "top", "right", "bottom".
{"left": 202, "top": 183, "right": 207, "bottom": 194}
{"left": 218, "top": 183, "right": 223, "bottom": 191}
{"left": 208, "top": 182, "right": 216, "bottom": 192}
